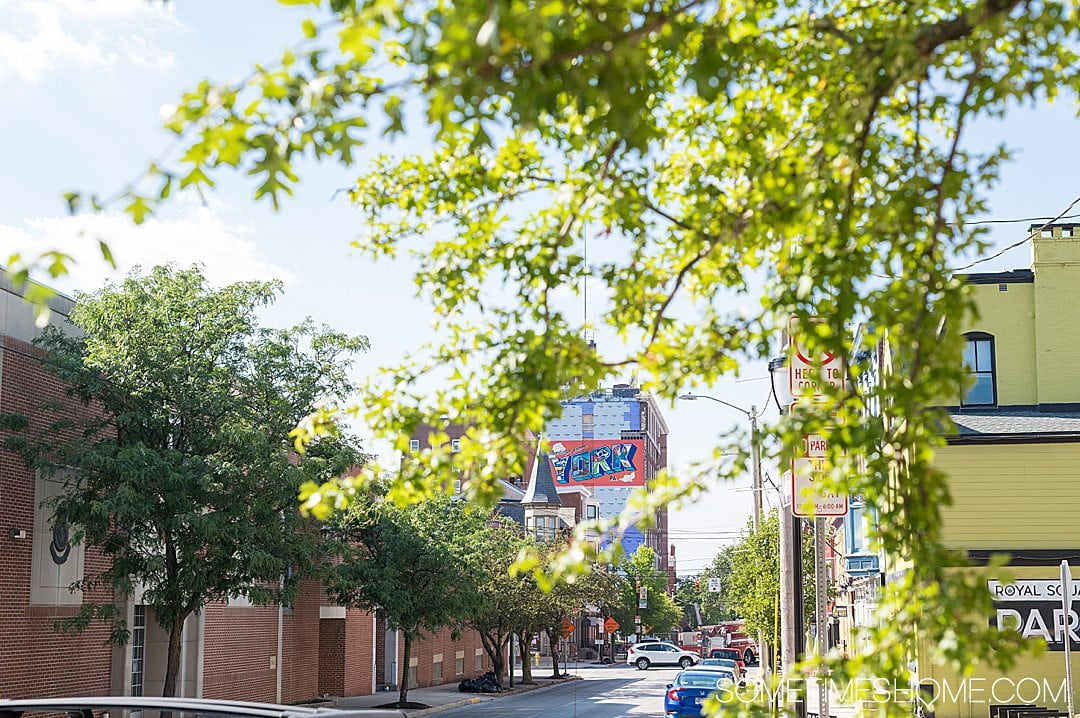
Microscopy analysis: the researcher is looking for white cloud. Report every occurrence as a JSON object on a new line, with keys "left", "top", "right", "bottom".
{"left": 0, "top": 200, "right": 294, "bottom": 295}
{"left": 0, "top": 0, "right": 184, "bottom": 85}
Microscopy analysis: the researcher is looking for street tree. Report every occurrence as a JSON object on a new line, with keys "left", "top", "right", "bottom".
{"left": 511, "top": 538, "right": 609, "bottom": 679}
{"left": 722, "top": 511, "right": 817, "bottom": 655}
{"left": 678, "top": 548, "right": 739, "bottom": 629}
{"left": 82, "top": 0, "right": 1080, "bottom": 706}
{"left": 612, "top": 547, "right": 681, "bottom": 638}
{"left": 465, "top": 518, "right": 531, "bottom": 687}
{"left": 582, "top": 566, "right": 629, "bottom": 663}
{"left": 3, "top": 265, "right": 369, "bottom": 698}
{"left": 325, "top": 492, "right": 488, "bottom": 708}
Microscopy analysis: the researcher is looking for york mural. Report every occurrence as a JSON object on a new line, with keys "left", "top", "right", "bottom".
{"left": 547, "top": 439, "right": 644, "bottom": 486}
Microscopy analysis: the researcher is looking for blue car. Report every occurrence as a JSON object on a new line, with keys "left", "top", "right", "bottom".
{"left": 663, "top": 669, "right": 737, "bottom": 717}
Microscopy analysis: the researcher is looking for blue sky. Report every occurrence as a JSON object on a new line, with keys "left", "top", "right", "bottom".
{"left": 1, "top": 0, "right": 1077, "bottom": 573}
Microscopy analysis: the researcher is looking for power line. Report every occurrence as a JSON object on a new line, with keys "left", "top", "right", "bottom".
{"left": 951, "top": 194, "right": 1080, "bottom": 272}
{"left": 951, "top": 211, "right": 1080, "bottom": 226}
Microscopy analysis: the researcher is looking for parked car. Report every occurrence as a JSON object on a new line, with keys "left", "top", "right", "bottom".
{"left": 663, "top": 669, "right": 737, "bottom": 718}
{"left": 628, "top": 640, "right": 700, "bottom": 670}
{"left": 707, "top": 647, "right": 746, "bottom": 673}
{"left": 699, "top": 657, "right": 742, "bottom": 679}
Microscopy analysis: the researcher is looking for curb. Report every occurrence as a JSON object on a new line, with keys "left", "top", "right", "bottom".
{"left": 404, "top": 675, "right": 583, "bottom": 717}
{"left": 408, "top": 697, "right": 482, "bottom": 717}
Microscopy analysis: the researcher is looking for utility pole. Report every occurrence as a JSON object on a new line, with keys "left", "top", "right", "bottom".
{"left": 677, "top": 393, "right": 768, "bottom": 676}
{"left": 750, "top": 406, "right": 762, "bottom": 532}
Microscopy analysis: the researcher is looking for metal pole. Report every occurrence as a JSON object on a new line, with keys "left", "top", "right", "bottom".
{"left": 751, "top": 407, "right": 762, "bottom": 531}
{"left": 780, "top": 502, "right": 796, "bottom": 670}
{"left": 1061, "top": 560, "right": 1074, "bottom": 717}
{"left": 750, "top": 407, "right": 769, "bottom": 678}
{"left": 509, "top": 632, "right": 514, "bottom": 688}
{"left": 815, "top": 517, "right": 829, "bottom": 718}
{"left": 791, "top": 515, "right": 807, "bottom": 718}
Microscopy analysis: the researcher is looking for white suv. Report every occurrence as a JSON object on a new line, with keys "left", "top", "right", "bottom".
{"left": 626, "top": 641, "right": 699, "bottom": 670}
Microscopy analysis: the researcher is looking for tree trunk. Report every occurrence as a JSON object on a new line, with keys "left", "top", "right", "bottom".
{"left": 547, "top": 629, "right": 561, "bottom": 678}
{"left": 478, "top": 630, "right": 506, "bottom": 686}
{"left": 398, "top": 634, "right": 412, "bottom": 708}
{"left": 492, "top": 638, "right": 506, "bottom": 688}
{"left": 518, "top": 630, "right": 534, "bottom": 683}
{"left": 162, "top": 613, "right": 187, "bottom": 697}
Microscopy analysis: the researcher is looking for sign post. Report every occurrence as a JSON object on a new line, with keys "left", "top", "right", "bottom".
{"left": 1063, "top": 561, "right": 1075, "bottom": 718}
{"left": 788, "top": 316, "right": 849, "bottom": 718}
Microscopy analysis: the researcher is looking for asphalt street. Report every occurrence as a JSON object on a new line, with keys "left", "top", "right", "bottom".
{"left": 438, "top": 664, "right": 685, "bottom": 717}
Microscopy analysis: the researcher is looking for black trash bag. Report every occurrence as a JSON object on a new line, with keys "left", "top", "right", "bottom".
{"left": 458, "top": 672, "right": 503, "bottom": 693}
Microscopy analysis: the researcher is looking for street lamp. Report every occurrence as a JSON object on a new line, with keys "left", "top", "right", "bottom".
{"left": 677, "top": 393, "right": 763, "bottom": 533}
{"left": 678, "top": 391, "right": 768, "bottom": 676}
{"left": 769, "top": 356, "right": 806, "bottom": 718}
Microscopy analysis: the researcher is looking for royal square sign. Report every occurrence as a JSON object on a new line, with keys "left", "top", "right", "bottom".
{"left": 989, "top": 579, "right": 1080, "bottom": 650}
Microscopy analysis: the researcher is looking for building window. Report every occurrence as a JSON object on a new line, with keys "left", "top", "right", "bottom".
{"left": 451, "top": 438, "right": 462, "bottom": 452}
{"left": 456, "top": 656, "right": 465, "bottom": 675}
{"left": 409, "top": 439, "right": 420, "bottom": 452}
{"left": 408, "top": 666, "right": 418, "bottom": 688}
{"left": 961, "top": 332, "right": 996, "bottom": 406}
{"left": 475, "top": 649, "right": 483, "bottom": 672}
{"left": 433, "top": 659, "right": 443, "bottom": 682}
{"left": 131, "top": 605, "right": 146, "bottom": 696}
{"left": 582, "top": 414, "right": 594, "bottom": 433}
{"left": 586, "top": 505, "right": 598, "bottom": 520}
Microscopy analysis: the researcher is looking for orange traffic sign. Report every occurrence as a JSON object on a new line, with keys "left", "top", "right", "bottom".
{"left": 560, "top": 618, "right": 576, "bottom": 638}
{"left": 604, "top": 617, "right": 619, "bottom": 633}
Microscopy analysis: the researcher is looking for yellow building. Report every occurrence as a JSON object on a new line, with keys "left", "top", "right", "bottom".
{"left": 916, "top": 224, "right": 1080, "bottom": 718}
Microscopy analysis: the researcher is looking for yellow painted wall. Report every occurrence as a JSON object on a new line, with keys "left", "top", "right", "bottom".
{"left": 918, "top": 566, "right": 1080, "bottom": 718}
{"left": 1033, "top": 233, "right": 1080, "bottom": 404}
{"left": 960, "top": 282, "right": 1037, "bottom": 406}
{"left": 936, "top": 442, "right": 1080, "bottom": 549}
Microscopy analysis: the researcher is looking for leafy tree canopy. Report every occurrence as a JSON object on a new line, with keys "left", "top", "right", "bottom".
{"left": 67, "top": 0, "right": 1080, "bottom": 710}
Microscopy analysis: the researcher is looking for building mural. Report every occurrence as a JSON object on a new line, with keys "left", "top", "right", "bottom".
{"left": 547, "top": 439, "right": 644, "bottom": 486}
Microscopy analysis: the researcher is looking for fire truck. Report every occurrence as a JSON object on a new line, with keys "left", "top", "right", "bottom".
{"left": 676, "top": 621, "right": 759, "bottom": 665}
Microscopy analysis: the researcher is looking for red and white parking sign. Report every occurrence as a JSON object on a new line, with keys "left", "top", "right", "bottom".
{"left": 788, "top": 316, "right": 849, "bottom": 517}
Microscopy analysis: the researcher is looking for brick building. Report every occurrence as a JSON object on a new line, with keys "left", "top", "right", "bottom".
{"left": 0, "top": 283, "right": 115, "bottom": 701}
{"left": 0, "top": 273, "right": 381, "bottom": 703}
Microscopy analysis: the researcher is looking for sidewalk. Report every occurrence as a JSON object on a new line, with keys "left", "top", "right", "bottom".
{"left": 331, "top": 657, "right": 600, "bottom": 716}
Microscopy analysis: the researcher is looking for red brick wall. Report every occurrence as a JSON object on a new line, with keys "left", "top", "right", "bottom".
{"left": 0, "top": 337, "right": 116, "bottom": 699}
{"left": 317, "top": 609, "right": 376, "bottom": 697}
{"left": 280, "top": 579, "right": 322, "bottom": 702}
{"left": 201, "top": 602, "right": 280, "bottom": 702}
{"left": 202, "top": 585, "right": 327, "bottom": 703}
{"left": 374, "top": 612, "right": 387, "bottom": 685}
{"left": 318, "top": 618, "right": 346, "bottom": 695}
{"left": 405, "top": 627, "right": 490, "bottom": 689}
{"left": 342, "top": 609, "right": 375, "bottom": 695}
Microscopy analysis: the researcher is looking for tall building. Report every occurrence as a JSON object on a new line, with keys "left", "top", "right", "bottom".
{"left": 544, "top": 385, "right": 671, "bottom": 583}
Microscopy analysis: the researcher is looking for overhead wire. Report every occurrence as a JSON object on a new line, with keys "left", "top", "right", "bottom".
{"left": 952, "top": 193, "right": 1080, "bottom": 272}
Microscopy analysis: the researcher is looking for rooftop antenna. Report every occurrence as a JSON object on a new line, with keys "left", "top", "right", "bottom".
{"left": 583, "top": 225, "right": 596, "bottom": 350}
